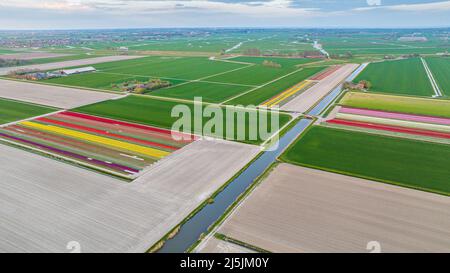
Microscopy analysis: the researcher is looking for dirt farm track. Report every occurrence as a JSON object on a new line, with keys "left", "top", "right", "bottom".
{"left": 0, "top": 139, "right": 259, "bottom": 252}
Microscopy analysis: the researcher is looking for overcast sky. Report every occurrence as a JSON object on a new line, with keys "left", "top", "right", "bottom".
{"left": 0, "top": 0, "right": 449, "bottom": 29}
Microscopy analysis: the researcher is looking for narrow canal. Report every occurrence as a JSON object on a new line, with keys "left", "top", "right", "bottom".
{"left": 158, "top": 64, "right": 366, "bottom": 253}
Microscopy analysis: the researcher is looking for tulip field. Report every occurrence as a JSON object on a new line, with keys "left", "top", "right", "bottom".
{"left": 327, "top": 106, "right": 450, "bottom": 141}
{"left": 0, "top": 111, "right": 194, "bottom": 178}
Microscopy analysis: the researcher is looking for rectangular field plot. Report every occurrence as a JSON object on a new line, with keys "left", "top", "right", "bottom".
{"left": 0, "top": 111, "right": 194, "bottom": 178}
{"left": 354, "top": 58, "right": 434, "bottom": 96}
{"left": 206, "top": 64, "right": 298, "bottom": 86}
{"left": 0, "top": 79, "right": 120, "bottom": 109}
{"left": 281, "top": 126, "right": 450, "bottom": 195}
{"left": 227, "top": 66, "right": 325, "bottom": 105}
{"left": 426, "top": 57, "right": 450, "bottom": 96}
{"left": 42, "top": 56, "right": 247, "bottom": 91}
{"left": 75, "top": 95, "right": 291, "bottom": 145}
{"left": 327, "top": 106, "right": 450, "bottom": 143}
{"left": 44, "top": 71, "right": 152, "bottom": 90}
{"left": 213, "top": 163, "right": 450, "bottom": 253}
{"left": 0, "top": 98, "right": 57, "bottom": 125}
{"left": 0, "top": 139, "right": 260, "bottom": 252}
{"left": 84, "top": 56, "right": 245, "bottom": 80}
{"left": 227, "top": 56, "right": 320, "bottom": 66}
{"left": 340, "top": 92, "right": 450, "bottom": 118}
{"left": 151, "top": 81, "right": 252, "bottom": 103}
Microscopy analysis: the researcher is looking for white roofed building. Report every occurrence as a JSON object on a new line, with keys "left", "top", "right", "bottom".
{"left": 60, "top": 66, "right": 96, "bottom": 75}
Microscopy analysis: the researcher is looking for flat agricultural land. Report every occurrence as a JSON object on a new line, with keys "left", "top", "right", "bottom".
{"left": 340, "top": 91, "right": 450, "bottom": 118}
{"left": 281, "top": 126, "right": 450, "bottom": 195}
{"left": 0, "top": 49, "right": 17, "bottom": 54}
{"left": 74, "top": 95, "right": 291, "bottom": 145}
{"left": 227, "top": 66, "right": 325, "bottom": 106}
{"left": 41, "top": 56, "right": 328, "bottom": 104}
{"left": 227, "top": 56, "right": 320, "bottom": 66}
{"left": 0, "top": 52, "right": 71, "bottom": 61}
{"left": 282, "top": 64, "right": 359, "bottom": 112}
{"left": 426, "top": 57, "right": 450, "bottom": 96}
{"left": 0, "top": 139, "right": 260, "bottom": 252}
{"left": 216, "top": 163, "right": 450, "bottom": 253}
{"left": 45, "top": 56, "right": 245, "bottom": 83}
{"left": 353, "top": 58, "right": 434, "bottom": 96}
{"left": 151, "top": 81, "right": 252, "bottom": 103}
{"left": 0, "top": 98, "right": 57, "bottom": 125}
{"left": 327, "top": 106, "right": 450, "bottom": 143}
{"left": 0, "top": 55, "right": 144, "bottom": 75}
{"left": 0, "top": 79, "right": 120, "bottom": 109}
{"left": 206, "top": 63, "right": 301, "bottom": 86}
{"left": 0, "top": 111, "right": 193, "bottom": 178}
{"left": 198, "top": 237, "right": 256, "bottom": 253}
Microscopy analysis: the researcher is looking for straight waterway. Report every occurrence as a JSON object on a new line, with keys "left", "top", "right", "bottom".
{"left": 158, "top": 63, "right": 366, "bottom": 253}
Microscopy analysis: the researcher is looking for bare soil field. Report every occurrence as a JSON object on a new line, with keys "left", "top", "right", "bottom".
{"left": 0, "top": 79, "right": 120, "bottom": 108}
{"left": 217, "top": 163, "right": 450, "bottom": 253}
{"left": 0, "top": 55, "right": 144, "bottom": 75}
{"left": 282, "top": 64, "right": 358, "bottom": 113}
{"left": 198, "top": 237, "right": 256, "bottom": 253}
{"left": 0, "top": 138, "right": 259, "bottom": 252}
{"left": 0, "top": 52, "right": 71, "bottom": 61}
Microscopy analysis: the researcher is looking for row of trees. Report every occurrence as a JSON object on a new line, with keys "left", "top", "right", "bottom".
{"left": 0, "top": 58, "right": 30, "bottom": 68}
{"left": 112, "top": 78, "right": 172, "bottom": 94}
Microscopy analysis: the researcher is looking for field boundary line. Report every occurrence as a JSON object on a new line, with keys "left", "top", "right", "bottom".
{"left": 152, "top": 62, "right": 255, "bottom": 91}
{"left": 191, "top": 62, "right": 255, "bottom": 82}
{"left": 0, "top": 109, "right": 65, "bottom": 128}
{"left": 210, "top": 56, "right": 254, "bottom": 65}
{"left": 220, "top": 67, "right": 306, "bottom": 105}
{"left": 96, "top": 71, "right": 258, "bottom": 88}
{"left": 323, "top": 122, "right": 450, "bottom": 146}
{"left": 421, "top": 57, "right": 443, "bottom": 97}
{"left": 133, "top": 94, "right": 287, "bottom": 116}
{"left": 0, "top": 76, "right": 123, "bottom": 95}
{"left": 0, "top": 96, "right": 59, "bottom": 111}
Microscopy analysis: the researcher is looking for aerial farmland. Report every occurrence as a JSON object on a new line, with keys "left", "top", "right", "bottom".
{"left": 0, "top": 24, "right": 449, "bottom": 256}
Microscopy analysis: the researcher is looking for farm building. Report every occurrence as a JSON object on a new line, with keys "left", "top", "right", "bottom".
{"left": 60, "top": 66, "right": 96, "bottom": 75}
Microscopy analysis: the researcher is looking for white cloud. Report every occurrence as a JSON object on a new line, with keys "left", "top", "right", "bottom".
{"left": 0, "top": 0, "right": 320, "bottom": 17}
{"left": 356, "top": 0, "right": 450, "bottom": 12}
{"left": 366, "top": 0, "right": 381, "bottom": 6}
{"left": 0, "top": 0, "right": 92, "bottom": 11}
{"left": 388, "top": 1, "right": 450, "bottom": 11}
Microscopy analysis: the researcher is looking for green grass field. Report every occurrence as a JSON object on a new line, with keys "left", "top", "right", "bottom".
{"left": 151, "top": 81, "right": 252, "bottom": 103}
{"left": 0, "top": 98, "right": 57, "bottom": 124}
{"left": 74, "top": 95, "right": 291, "bottom": 144}
{"left": 95, "top": 56, "right": 246, "bottom": 80}
{"left": 281, "top": 126, "right": 450, "bottom": 195}
{"left": 42, "top": 55, "right": 326, "bottom": 104}
{"left": 228, "top": 56, "right": 320, "bottom": 66}
{"left": 0, "top": 49, "right": 17, "bottom": 54}
{"left": 354, "top": 58, "right": 434, "bottom": 96}
{"left": 426, "top": 57, "right": 450, "bottom": 96}
{"left": 28, "top": 54, "right": 105, "bottom": 65}
{"left": 340, "top": 92, "right": 450, "bottom": 118}
{"left": 227, "top": 66, "right": 325, "bottom": 105}
{"left": 207, "top": 64, "right": 298, "bottom": 86}
{"left": 43, "top": 56, "right": 246, "bottom": 88}
{"left": 45, "top": 72, "right": 151, "bottom": 90}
